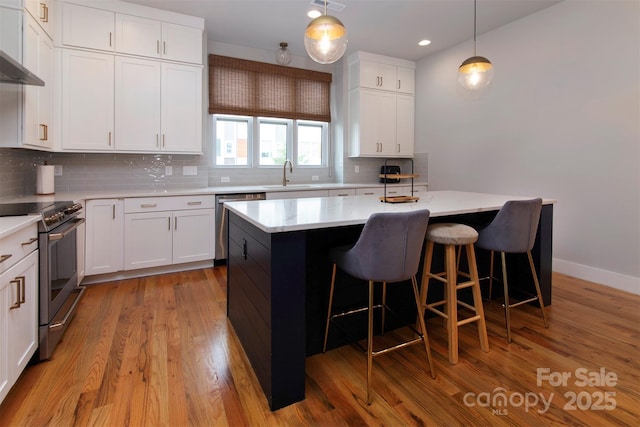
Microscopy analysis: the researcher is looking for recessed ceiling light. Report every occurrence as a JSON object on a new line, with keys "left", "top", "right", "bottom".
{"left": 418, "top": 39, "right": 432, "bottom": 46}
{"left": 307, "top": 10, "right": 321, "bottom": 19}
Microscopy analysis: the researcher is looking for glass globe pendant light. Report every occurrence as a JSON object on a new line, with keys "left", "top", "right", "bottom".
{"left": 276, "top": 42, "right": 292, "bottom": 65}
{"left": 304, "top": 0, "right": 348, "bottom": 64}
{"left": 458, "top": 0, "right": 493, "bottom": 90}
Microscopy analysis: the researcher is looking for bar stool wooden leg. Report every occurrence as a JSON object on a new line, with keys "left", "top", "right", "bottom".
{"left": 417, "top": 241, "right": 435, "bottom": 329}
{"left": 466, "top": 243, "right": 489, "bottom": 352}
{"left": 367, "top": 280, "right": 374, "bottom": 405}
{"left": 323, "top": 263, "right": 337, "bottom": 353}
{"left": 500, "top": 252, "right": 513, "bottom": 343}
{"left": 444, "top": 244, "right": 458, "bottom": 364}
{"left": 412, "top": 276, "right": 435, "bottom": 379}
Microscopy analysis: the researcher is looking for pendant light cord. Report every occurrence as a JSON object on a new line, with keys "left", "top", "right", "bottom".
{"left": 473, "top": 0, "right": 477, "bottom": 56}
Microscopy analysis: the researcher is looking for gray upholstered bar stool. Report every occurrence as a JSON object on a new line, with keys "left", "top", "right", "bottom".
{"left": 323, "top": 209, "right": 435, "bottom": 405}
{"left": 418, "top": 223, "right": 489, "bottom": 364}
{"left": 475, "top": 198, "right": 548, "bottom": 342}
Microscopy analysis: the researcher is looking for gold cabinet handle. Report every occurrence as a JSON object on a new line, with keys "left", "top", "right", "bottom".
{"left": 9, "top": 277, "right": 23, "bottom": 309}
{"left": 108, "top": 131, "right": 112, "bottom": 146}
{"left": 163, "top": 41, "right": 166, "bottom": 55}
{"left": 187, "top": 201, "right": 202, "bottom": 206}
{"left": 174, "top": 216, "right": 177, "bottom": 230}
{"left": 162, "top": 134, "right": 165, "bottom": 147}
{"left": 0, "top": 254, "right": 12, "bottom": 263}
{"left": 41, "top": 3, "right": 48, "bottom": 22}
{"left": 39, "top": 123, "right": 48, "bottom": 141}
{"left": 21, "top": 237, "right": 38, "bottom": 246}
{"left": 168, "top": 216, "right": 171, "bottom": 230}
{"left": 109, "top": 32, "right": 112, "bottom": 47}
{"left": 157, "top": 40, "right": 160, "bottom": 54}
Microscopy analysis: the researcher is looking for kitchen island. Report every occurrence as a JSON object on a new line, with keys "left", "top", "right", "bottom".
{"left": 223, "top": 191, "right": 555, "bottom": 410}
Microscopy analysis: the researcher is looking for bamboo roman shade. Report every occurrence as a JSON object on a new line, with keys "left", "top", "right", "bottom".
{"left": 208, "top": 54, "right": 332, "bottom": 122}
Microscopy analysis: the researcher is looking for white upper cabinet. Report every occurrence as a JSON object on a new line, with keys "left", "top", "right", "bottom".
{"left": 115, "top": 14, "right": 202, "bottom": 64}
{"left": 61, "top": 2, "right": 115, "bottom": 51}
{"left": 55, "top": 0, "right": 204, "bottom": 154}
{"left": 61, "top": 49, "right": 114, "bottom": 151}
{"left": 396, "top": 66, "right": 415, "bottom": 94}
{"left": 357, "top": 60, "right": 397, "bottom": 92}
{"left": 23, "top": 12, "right": 53, "bottom": 149}
{"left": 349, "top": 51, "right": 415, "bottom": 95}
{"left": 115, "top": 56, "right": 161, "bottom": 152}
{"left": 24, "top": 0, "right": 52, "bottom": 38}
{"left": 161, "top": 62, "right": 202, "bottom": 153}
{"left": 115, "top": 57, "right": 202, "bottom": 153}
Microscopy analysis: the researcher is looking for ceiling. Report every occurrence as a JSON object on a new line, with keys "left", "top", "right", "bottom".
{"left": 123, "top": 0, "right": 562, "bottom": 62}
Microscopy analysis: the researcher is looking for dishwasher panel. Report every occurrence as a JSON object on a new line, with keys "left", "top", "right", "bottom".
{"left": 215, "top": 193, "right": 266, "bottom": 261}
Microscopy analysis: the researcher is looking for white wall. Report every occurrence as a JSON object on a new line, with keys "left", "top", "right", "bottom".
{"left": 415, "top": 0, "right": 639, "bottom": 294}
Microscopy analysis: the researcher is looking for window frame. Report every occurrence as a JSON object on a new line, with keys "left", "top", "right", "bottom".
{"left": 213, "top": 114, "right": 329, "bottom": 169}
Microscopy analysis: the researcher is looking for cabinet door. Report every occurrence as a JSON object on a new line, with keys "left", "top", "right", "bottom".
{"left": 85, "top": 199, "right": 123, "bottom": 275}
{"left": 172, "top": 209, "right": 215, "bottom": 264}
{"left": 5, "top": 250, "right": 38, "bottom": 384}
{"left": 161, "top": 62, "right": 202, "bottom": 153}
{"left": 115, "top": 56, "right": 161, "bottom": 151}
{"left": 396, "top": 94, "right": 415, "bottom": 156}
{"left": 124, "top": 211, "right": 173, "bottom": 270}
{"left": 358, "top": 89, "right": 396, "bottom": 156}
{"left": 0, "top": 268, "right": 9, "bottom": 403}
{"left": 61, "top": 49, "right": 114, "bottom": 151}
{"left": 161, "top": 22, "right": 202, "bottom": 63}
{"left": 24, "top": 0, "right": 52, "bottom": 38}
{"left": 115, "top": 13, "right": 162, "bottom": 59}
{"left": 396, "top": 66, "right": 415, "bottom": 94}
{"left": 61, "top": 2, "right": 114, "bottom": 51}
{"left": 358, "top": 60, "right": 396, "bottom": 91}
{"left": 23, "top": 14, "right": 52, "bottom": 149}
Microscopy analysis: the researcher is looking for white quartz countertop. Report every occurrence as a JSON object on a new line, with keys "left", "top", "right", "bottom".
{"left": 223, "top": 190, "right": 557, "bottom": 233}
{"left": 1, "top": 182, "right": 428, "bottom": 204}
{"left": 0, "top": 215, "right": 40, "bottom": 240}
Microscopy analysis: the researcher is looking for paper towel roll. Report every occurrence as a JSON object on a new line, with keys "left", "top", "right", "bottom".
{"left": 36, "top": 165, "right": 55, "bottom": 195}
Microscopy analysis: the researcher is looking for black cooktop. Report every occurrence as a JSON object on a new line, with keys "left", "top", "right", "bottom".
{"left": 0, "top": 201, "right": 68, "bottom": 217}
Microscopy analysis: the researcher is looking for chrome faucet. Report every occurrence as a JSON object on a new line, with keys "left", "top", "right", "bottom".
{"left": 283, "top": 159, "right": 293, "bottom": 186}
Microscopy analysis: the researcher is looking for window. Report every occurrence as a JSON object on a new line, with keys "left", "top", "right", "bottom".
{"left": 213, "top": 115, "right": 328, "bottom": 167}
{"left": 209, "top": 55, "right": 331, "bottom": 168}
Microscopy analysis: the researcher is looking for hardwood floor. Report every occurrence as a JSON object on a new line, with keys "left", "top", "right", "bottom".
{"left": 1, "top": 267, "right": 638, "bottom": 426}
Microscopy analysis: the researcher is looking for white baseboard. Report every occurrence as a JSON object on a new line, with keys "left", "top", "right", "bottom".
{"left": 553, "top": 258, "right": 640, "bottom": 295}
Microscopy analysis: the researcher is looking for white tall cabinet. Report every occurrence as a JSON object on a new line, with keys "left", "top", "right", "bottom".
{"left": 348, "top": 51, "right": 416, "bottom": 158}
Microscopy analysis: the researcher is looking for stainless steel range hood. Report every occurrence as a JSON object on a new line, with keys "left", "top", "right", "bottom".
{"left": 0, "top": 50, "right": 44, "bottom": 86}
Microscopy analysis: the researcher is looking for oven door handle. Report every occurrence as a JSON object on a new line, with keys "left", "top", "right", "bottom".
{"left": 48, "top": 218, "right": 85, "bottom": 242}
{"left": 49, "top": 287, "right": 86, "bottom": 332}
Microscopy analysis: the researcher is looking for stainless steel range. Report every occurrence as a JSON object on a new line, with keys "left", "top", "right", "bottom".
{"left": 0, "top": 201, "right": 85, "bottom": 360}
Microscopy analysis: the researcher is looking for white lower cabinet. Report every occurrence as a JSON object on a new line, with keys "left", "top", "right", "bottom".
{"left": 123, "top": 196, "right": 214, "bottom": 270}
{"left": 0, "top": 248, "right": 38, "bottom": 404}
{"left": 85, "top": 199, "right": 124, "bottom": 276}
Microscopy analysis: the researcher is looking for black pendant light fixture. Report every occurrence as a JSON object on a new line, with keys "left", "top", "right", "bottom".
{"left": 458, "top": 0, "right": 493, "bottom": 90}
{"left": 304, "top": 0, "right": 348, "bottom": 64}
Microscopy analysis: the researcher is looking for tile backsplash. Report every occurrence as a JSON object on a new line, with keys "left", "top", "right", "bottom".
{"left": 1, "top": 147, "right": 428, "bottom": 200}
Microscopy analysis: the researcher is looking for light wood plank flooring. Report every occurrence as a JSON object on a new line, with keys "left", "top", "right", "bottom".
{"left": 1, "top": 267, "right": 638, "bottom": 426}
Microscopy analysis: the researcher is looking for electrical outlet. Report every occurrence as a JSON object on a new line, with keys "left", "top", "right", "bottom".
{"left": 355, "top": 165, "right": 360, "bottom": 173}
{"left": 221, "top": 177, "right": 230, "bottom": 183}
{"left": 183, "top": 165, "right": 197, "bottom": 176}
{"left": 165, "top": 166, "right": 173, "bottom": 176}
{"left": 54, "top": 165, "right": 63, "bottom": 176}
{"left": 312, "top": 176, "right": 319, "bottom": 181}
